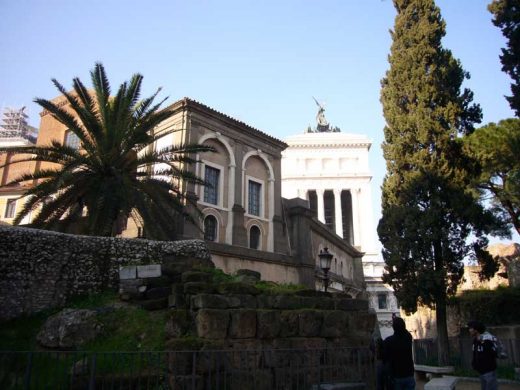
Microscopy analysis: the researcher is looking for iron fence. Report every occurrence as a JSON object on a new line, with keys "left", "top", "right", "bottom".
{"left": 0, "top": 347, "right": 373, "bottom": 390}
{"left": 413, "top": 337, "right": 520, "bottom": 368}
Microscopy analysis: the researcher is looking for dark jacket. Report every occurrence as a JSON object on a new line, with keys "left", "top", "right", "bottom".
{"left": 472, "top": 332, "right": 497, "bottom": 374}
{"left": 383, "top": 319, "right": 414, "bottom": 378}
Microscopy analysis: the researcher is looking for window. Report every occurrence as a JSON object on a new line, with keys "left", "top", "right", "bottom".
{"left": 64, "top": 130, "right": 80, "bottom": 149}
{"left": 378, "top": 293, "right": 387, "bottom": 310}
{"left": 249, "top": 225, "right": 261, "bottom": 249}
{"left": 324, "top": 190, "right": 335, "bottom": 231}
{"left": 308, "top": 190, "right": 317, "bottom": 218}
{"left": 204, "top": 215, "right": 217, "bottom": 241}
{"left": 248, "top": 180, "right": 261, "bottom": 216}
{"left": 203, "top": 166, "right": 220, "bottom": 205}
{"left": 4, "top": 199, "right": 16, "bottom": 218}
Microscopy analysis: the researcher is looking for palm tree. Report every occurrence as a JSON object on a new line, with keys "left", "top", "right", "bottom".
{"left": 0, "top": 63, "right": 213, "bottom": 239}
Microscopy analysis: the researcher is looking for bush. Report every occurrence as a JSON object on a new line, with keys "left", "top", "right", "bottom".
{"left": 450, "top": 286, "right": 520, "bottom": 325}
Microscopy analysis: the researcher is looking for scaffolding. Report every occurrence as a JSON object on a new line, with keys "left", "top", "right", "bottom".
{"left": 0, "top": 106, "right": 29, "bottom": 138}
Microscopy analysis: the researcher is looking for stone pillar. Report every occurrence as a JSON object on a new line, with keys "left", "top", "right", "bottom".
{"left": 334, "top": 189, "right": 343, "bottom": 238}
{"left": 267, "top": 177, "right": 275, "bottom": 252}
{"left": 316, "top": 189, "right": 325, "bottom": 224}
{"left": 225, "top": 162, "right": 236, "bottom": 244}
{"left": 351, "top": 188, "right": 361, "bottom": 247}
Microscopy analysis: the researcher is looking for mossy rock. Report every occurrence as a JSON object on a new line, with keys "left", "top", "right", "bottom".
{"left": 216, "top": 282, "right": 260, "bottom": 296}
{"left": 182, "top": 271, "right": 213, "bottom": 283}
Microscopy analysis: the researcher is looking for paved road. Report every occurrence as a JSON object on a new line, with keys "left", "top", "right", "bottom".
{"left": 417, "top": 378, "right": 520, "bottom": 390}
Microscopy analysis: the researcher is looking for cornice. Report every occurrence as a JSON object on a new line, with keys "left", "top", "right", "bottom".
{"left": 284, "top": 133, "right": 372, "bottom": 150}
{"left": 165, "top": 97, "right": 288, "bottom": 150}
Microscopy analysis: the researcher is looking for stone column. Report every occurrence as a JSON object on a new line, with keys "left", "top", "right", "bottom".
{"left": 267, "top": 177, "right": 275, "bottom": 252}
{"left": 225, "top": 162, "right": 236, "bottom": 244}
{"left": 316, "top": 189, "right": 325, "bottom": 224}
{"left": 334, "top": 189, "right": 343, "bottom": 238}
{"left": 351, "top": 188, "right": 361, "bottom": 247}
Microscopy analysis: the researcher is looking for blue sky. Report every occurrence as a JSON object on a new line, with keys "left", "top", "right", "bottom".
{"left": 0, "top": 0, "right": 517, "bottom": 245}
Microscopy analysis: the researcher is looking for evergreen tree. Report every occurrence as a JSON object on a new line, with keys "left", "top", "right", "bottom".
{"left": 465, "top": 118, "right": 520, "bottom": 235}
{"left": 379, "top": 0, "right": 505, "bottom": 365}
{"left": 489, "top": 0, "right": 520, "bottom": 116}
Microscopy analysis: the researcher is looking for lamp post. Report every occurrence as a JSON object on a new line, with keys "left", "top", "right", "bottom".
{"left": 318, "top": 247, "right": 333, "bottom": 292}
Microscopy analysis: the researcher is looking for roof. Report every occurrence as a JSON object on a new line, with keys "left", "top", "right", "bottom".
{"left": 166, "top": 97, "right": 288, "bottom": 149}
{"left": 284, "top": 132, "right": 372, "bottom": 150}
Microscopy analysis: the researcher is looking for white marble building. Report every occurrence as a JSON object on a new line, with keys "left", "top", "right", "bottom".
{"left": 280, "top": 109, "right": 398, "bottom": 338}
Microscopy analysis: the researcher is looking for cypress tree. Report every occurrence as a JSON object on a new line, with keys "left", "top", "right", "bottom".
{"left": 379, "top": 0, "right": 505, "bottom": 365}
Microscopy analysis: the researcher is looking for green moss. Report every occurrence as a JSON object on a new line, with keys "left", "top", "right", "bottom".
{"left": 84, "top": 307, "right": 167, "bottom": 351}
{"left": 67, "top": 290, "right": 119, "bottom": 309}
{"left": 255, "top": 281, "right": 306, "bottom": 295}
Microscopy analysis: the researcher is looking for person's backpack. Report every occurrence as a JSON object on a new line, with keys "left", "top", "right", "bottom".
{"left": 493, "top": 335, "right": 508, "bottom": 360}
{"left": 483, "top": 331, "right": 509, "bottom": 359}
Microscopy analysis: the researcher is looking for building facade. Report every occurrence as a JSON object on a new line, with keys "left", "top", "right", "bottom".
{"left": 280, "top": 104, "right": 397, "bottom": 337}
{"left": 0, "top": 96, "right": 367, "bottom": 295}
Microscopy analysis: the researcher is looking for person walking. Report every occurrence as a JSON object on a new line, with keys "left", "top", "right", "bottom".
{"left": 383, "top": 316, "right": 415, "bottom": 390}
{"left": 467, "top": 320, "right": 498, "bottom": 390}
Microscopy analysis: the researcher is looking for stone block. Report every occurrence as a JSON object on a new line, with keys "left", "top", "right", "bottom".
{"left": 165, "top": 310, "right": 191, "bottom": 339}
{"left": 321, "top": 310, "right": 349, "bottom": 338}
{"left": 256, "top": 295, "right": 275, "bottom": 309}
{"left": 235, "top": 269, "right": 261, "bottom": 284}
{"left": 140, "top": 297, "right": 168, "bottom": 311}
{"left": 300, "top": 296, "right": 335, "bottom": 310}
{"left": 216, "top": 282, "right": 260, "bottom": 295}
{"left": 273, "top": 295, "right": 302, "bottom": 309}
{"left": 181, "top": 271, "right": 213, "bottom": 283}
{"left": 168, "top": 293, "right": 186, "bottom": 308}
{"left": 224, "top": 294, "right": 257, "bottom": 309}
{"left": 191, "top": 294, "right": 228, "bottom": 309}
{"left": 424, "top": 377, "right": 458, "bottom": 390}
{"left": 298, "top": 310, "right": 323, "bottom": 337}
{"left": 145, "top": 287, "right": 171, "bottom": 300}
{"left": 184, "top": 282, "right": 215, "bottom": 295}
{"left": 257, "top": 310, "right": 281, "bottom": 339}
{"left": 335, "top": 298, "right": 369, "bottom": 311}
{"left": 229, "top": 309, "right": 257, "bottom": 339}
{"left": 279, "top": 311, "right": 299, "bottom": 337}
{"left": 119, "top": 266, "right": 136, "bottom": 280}
{"left": 228, "top": 339, "right": 263, "bottom": 370}
{"left": 196, "top": 309, "right": 229, "bottom": 339}
{"left": 137, "top": 264, "right": 161, "bottom": 278}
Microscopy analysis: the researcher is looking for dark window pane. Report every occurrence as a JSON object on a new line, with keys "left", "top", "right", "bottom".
{"left": 64, "top": 130, "right": 80, "bottom": 149}
{"left": 4, "top": 199, "right": 16, "bottom": 218}
{"left": 324, "top": 190, "right": 335, "bottom": 231}
{"left": 378, "top": 293, "right": 387, "bottom": 310}
{"left": 204, "top": 166, "right": 220, "bottom": 205}
{"left": 248, "top": 180, "right": 261, "bottom": 216}
{"left": 249, "top": 225, "right": 260, "bottom": 249}
{"left": 204, "top": 215, "right": 217, "bottom": 241}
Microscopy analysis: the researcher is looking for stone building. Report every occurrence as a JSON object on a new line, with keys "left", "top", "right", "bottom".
{"left": 0, "top": 95, "right": 367, "bottom": 295}
{"left": 281, "top": 102, "right": 398, "bottom": 337}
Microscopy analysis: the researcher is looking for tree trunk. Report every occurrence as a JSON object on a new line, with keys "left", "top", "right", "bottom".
{"left": 435, "top": 295, "right": 450, "bottom": 366}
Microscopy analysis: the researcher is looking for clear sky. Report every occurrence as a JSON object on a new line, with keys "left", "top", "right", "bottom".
{"left": 0, "top": 0, "right": 517, "bottom": 246}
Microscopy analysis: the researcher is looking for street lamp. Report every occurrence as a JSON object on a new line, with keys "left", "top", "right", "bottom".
{"left": 318, "top": 247, "right": 333, "bottom": 292}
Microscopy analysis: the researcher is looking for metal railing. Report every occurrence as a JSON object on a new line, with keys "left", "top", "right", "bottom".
{"left": 413, "top": 337, "right": 520, "bottom": 368}
{"left": 0, "top": 347, "right": 373, "bottom": 389}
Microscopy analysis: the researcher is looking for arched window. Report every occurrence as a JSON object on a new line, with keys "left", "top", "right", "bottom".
{"left": 204, "top": 215, "right": 217, "bottom": 241}
{"left": 249, "top": 225, "right": 261, "bottom": 249}
{"left": 64, "top": 129, "right": 80, "bottom": 149}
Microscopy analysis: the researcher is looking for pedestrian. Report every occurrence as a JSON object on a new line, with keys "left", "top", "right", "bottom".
{"left": 467, "top": 320, "right": 498, "bottom": 390}
{"left": 383, "top": 316, "right": 415, "bottom": 390}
